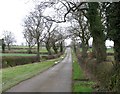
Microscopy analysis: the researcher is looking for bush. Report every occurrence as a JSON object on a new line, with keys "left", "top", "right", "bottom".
{"left": 107, "top": 53, "right": 114, "bottom": 56}
{"left": 85, "top": 58, "right": 114, "bottom": 91}
{"left": 2, "top": 56, "right": 38, "bottom": 68}
{"left": 2, "top": 53, "right": 63, "bottom": 68}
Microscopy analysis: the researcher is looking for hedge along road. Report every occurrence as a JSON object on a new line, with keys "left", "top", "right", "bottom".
{"left": 6, "top": 47, "right": 72, "bottom": 92}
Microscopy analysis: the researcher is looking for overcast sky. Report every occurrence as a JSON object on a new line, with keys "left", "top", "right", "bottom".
{"left": 0, "top": 0, "right": 114, "bottom": 46}
{"left": 0, "top": 0, "right": 35, "bottom": 45}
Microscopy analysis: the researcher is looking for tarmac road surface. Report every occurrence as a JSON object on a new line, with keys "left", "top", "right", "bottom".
{"left": 6, "top": 47, "right": 72, "bottom": 92}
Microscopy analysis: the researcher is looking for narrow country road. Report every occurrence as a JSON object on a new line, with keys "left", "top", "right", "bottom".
{"left": 7, "top": 47, "right": 72, "bottom": 92}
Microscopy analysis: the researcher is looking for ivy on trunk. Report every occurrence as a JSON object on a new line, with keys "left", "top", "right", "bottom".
{"left": 88, "top": 2, "right": 107, "bottom": 63}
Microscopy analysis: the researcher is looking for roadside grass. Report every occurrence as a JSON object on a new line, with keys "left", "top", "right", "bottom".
{"left": 73, "top": 54, "right": 85, "bottom": 80}
{"left": 72, "top": 51, "right": 95, "bottom": 92}
{"left": 73, "top": 81, "right": 94, "bottom": 92}
{"left": 1, "top": 53, "right": 65, "bottom": 92}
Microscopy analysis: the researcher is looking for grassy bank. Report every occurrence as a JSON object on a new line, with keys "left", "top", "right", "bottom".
{"left": 0, "top": 53, "right": 36, "bottom": 57}
{"left": 72, "top": 51, "right": 95, "bottom": 92}
{"left": 1, "top": 53, "right": 65, "bottom": 92}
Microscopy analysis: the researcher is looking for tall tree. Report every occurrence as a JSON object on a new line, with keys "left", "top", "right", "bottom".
{"left": 87, "top": 2, "right": 107, "bottom": 63}
{"left": 23, "top": 6, "right": 45, "bottom": 61}
{"left": 69, "top": 10, "right": 90, "bottom": 58}
{"left": 107, "top": 2, "right": 120, "bottom": 64}
{"left": 106, "top": 2, "right": 120, "bottom": 91}
{"left": 23, "top": 30, "right": 36, "bottom": 53}
{"left": 43, "top": 19, "right": 56, "bottom": 55}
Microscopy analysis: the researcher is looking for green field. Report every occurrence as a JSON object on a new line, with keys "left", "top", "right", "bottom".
{"left": 107, "top": 48, "right": 114, "bottom": 53}
{"left": 11, "top": 45, "right": 37, "bottom": 49}
{"left": 79, "top": 48, "right": 114, "bottom": 53}
{"left": 1, "top": 53, "right": 65, "bottom": 92}
{"left": 4, "top": 46, "right": 48, "bottom": 53}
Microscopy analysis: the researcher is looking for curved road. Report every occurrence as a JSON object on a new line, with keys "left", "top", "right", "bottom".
{"left": 7, "top": 48, "right": 72, "bottom": 92}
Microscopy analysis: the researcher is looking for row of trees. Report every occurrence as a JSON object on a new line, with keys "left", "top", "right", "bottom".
{"left": 30, "top": 1, "right": 107, "bottom": 63}
{"left": 62, "top": 2, "right": 107, "bottom": 63}
{"left": 56, "top": 1, "right": 119, "bottom": 91}
{"left": 35, "top": 1, "right": 119, "bottom": 91}
{"left": 2, "top": 1, "right": 119, "bottom": 65}
{"left": 23, "top": 1, "right": 120, "bottom": 64}
{"left": 52, "top": 1, "right": 119, "bottom": 64}
{"left": 23, "top": 3, "right": 66, "bottom": 61}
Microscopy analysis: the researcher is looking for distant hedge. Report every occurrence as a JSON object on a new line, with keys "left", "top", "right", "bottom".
{"left": 4, "top": 51, "right": 48, "bottom": 54}
{"left": 41, "top": 53, "right": 62, "bottom": 60}
{"left": 2, "top": 53, "right": 63, "bottom": 68}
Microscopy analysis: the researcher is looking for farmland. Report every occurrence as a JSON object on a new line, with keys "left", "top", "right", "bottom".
{"left": 1, "top": 53, "right": 65, "bottom": 92}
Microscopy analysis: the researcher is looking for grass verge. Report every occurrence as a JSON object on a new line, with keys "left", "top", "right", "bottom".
{"left": 73, "top": 53, "right": 85, "bottom": 80}
{"left": 1, "top": 53, "right": 65, "bottom": 92}
{"left": 72, "top": 51, "right": 95, "bottom": 92}
{"left": 73, "top": 81, "right": 94, "bottom": 92}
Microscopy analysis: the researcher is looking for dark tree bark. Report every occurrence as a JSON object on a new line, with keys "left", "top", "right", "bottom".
{"left": 114, "top": 40, "right": 120, "bottom": 64}
{"left": 60, "top": 42, "right": 63, "bottom": 53}
{"left": 7, "top": 44, "right": 11, "bottom": 50}
{"left": 28, "top": 44, "right": 32, "bottom": 54}
{"left": 36, "top": 38, "right": 40, "bottom": 61}
{"left": 88, "top": 2, "right": 107, "bottom": 63}
{"left": 45, "top": 40, "right": 52, "bottom": 55}
{"left": 107, "top": 2, "right": 120, "bottom": 64}
{"left": 52, "top": 42, "right": 58, "bottom": 54}
{"left": 2, "top": 39, "right": 6, "bottom": 53}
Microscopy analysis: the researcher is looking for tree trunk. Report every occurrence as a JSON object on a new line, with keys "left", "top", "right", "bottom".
{"left": 81, "top": 29, "right": 88, "bottom": 59}
{"left": 8, "top": 44, "right": 11, "bottom": 50}
{"left": 88, "top": 2, "right": 107, "bottom": 63}
{"left": 114, "top": 40, "right": 120, "bottom": 64}
{"left": 93, "top": 37, "right": 107, "bottom": 63}
{"left": 60, "top": 42, "right": 63, "bottom": 53}
{"left": 73, "top": 43, "right": 76, "bottom": 53}
{"left": 2, "top": 39, "right": 5, "bottom": 53}
{"left": 28, "top": 44, "right": 32, "bottom": 54}
{"left": 36, "top": 39, "right": 40, "bottom": 61}
{"left": 46, "top": 41, "right": 52, "bottom": 55}
{"left": 52, "top": 42, "right": 58, "bottom": 54}
{"left": 82, "top": 42, "right": 88, "bottom": 59}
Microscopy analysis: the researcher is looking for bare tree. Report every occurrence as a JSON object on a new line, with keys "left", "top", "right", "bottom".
{"left": 3, "top": 31, "right": 16, "bottom": 50}
{"left": 23, "top": 5, "right": 45, "bottom": 61}
{"left": 68, "top": 9, "right": 90, "bottom": 58}
{"left": 23, "top": 30, "right": 36, "bottom": 53}
{"left": 43, "top": 1, "right": 106, "bottom": 62}
{"left": 50, "top": 27, "right": 66, "bottom": 54}
{"left": 43, "top": 19, "right": 57, "bottom": 55}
